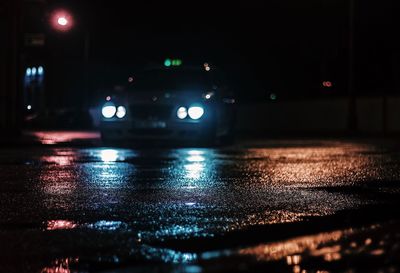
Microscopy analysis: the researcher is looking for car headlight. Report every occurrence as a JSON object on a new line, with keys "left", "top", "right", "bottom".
{"left": 177, "top": 107, "right": 188, "bottom": 119}
{"left": 188, "top": 106, "right": 204, "bottom": 120}
{"left": 102, "top": 104, "right": 116, "bottom": 118}
{"left": 116, "top": 106, "right": 126, "bottom": 118}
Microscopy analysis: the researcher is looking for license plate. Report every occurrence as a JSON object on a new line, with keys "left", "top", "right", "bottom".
{"left": 134, "top": 121, "right": 166, "bottom": 128}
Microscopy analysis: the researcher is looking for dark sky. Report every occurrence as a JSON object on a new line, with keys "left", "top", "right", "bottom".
{"left": 38, "top": 0, "right": 393, "bottom": 105}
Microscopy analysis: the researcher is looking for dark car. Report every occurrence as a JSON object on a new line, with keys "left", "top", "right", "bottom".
{"left": 99, "top": 62, "right": 236, "bottom": 145}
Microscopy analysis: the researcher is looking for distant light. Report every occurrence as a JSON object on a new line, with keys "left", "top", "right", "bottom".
{"left": 177, "top": 107, "right": 188, "bottom": 119}
{"left": 204, "top": 63, "right": 211, "bottom": 71}
{"left": 27, "top": 105, "right": 32, "bottom": 110}
{"left": 38, "top": 66, "right": 44, "bottom": 75}
{"left": 323, "top": 81, "right": 333, "bottom": 88}
{"left": 203, "top": 91, "right": 214, "bottom": 100}
{"left": 116, "top": 106, "right": 126, "bottom": 118}
{"left": 102, "top": 105, "right": 116, "bottom": 118}
{"left": 188, "top": 106, "right": 204, "bottom": 120}
{"left": 128, "top": 76, "right": 133, "bottom": 82}
{"left": 31, "top": 67, "right": 37, "bottom": 76}
{"left": 26, "top": 68, "right": 31, "bottom": 77}
{"left": 205, "top": 66, "right": 211, "bottom": 71}
{"left": 270, "top": 93, "right": 277, "bottom": 100}
{"left": 164, "top": 59, "right": 172, "bottom": 67}
{"left": 106, "top": 96, "right": 111, "bottom": 101}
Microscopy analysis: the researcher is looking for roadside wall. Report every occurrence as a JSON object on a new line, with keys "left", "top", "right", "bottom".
{"left": 236, "top": 96, "right": 400, "bottom": 135}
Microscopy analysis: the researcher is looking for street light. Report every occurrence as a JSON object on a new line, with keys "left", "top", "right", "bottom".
{"left": 49, "top": 8, "right": 90, "bottom": 108}
{"left": 50, "top": 10, "right": 73, "bottom": 32}
{"left": 57, "top": 16, "right": 68, "bottom": 26}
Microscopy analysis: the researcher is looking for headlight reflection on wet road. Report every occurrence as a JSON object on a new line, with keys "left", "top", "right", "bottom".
{"left": 100, "top": 149, "right": 119, "bottom": 162}
{"left": 2, "top": 140, "right": 400, "bottom": 272}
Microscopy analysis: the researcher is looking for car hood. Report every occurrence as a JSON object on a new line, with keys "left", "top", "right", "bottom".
{"left": 123, "top": 90, "right": 206, "bottom": 104}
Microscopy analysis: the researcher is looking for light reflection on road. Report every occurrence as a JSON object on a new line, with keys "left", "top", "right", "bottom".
{"left": 237, "top": 229, "right": 347, "bottom": 261}
{"left": 3, "top": 139, "right": 398, "bottom": 272}
{"left": 82, "top": 148, "right": 135, "bottom": 188}
{"left": 40, "top": 257, "right": 79, "bottom": 273}
{"left": 100, "top": 149, "right": 119, "bottom": 162}
{"left": 30, "top": 131, "right": 100, "bottom": 145}
{"left": 32, "top": 142, "right": 393, "bottom": 240}
{"left": 46, "top": 220, "right": 77, "bottom": 231}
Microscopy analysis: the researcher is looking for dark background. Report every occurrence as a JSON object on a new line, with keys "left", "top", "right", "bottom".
{"left": 23, "top": 0, "right": 394, "bottom": 108}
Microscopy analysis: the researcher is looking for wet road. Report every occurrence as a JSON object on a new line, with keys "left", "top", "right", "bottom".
{"left": 1, "top": 137, "right": 400, "bottom": 272}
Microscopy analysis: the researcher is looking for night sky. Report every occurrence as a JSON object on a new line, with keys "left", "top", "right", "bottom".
{"left": 31, "top": 0, "right": 393, "bottom": 107}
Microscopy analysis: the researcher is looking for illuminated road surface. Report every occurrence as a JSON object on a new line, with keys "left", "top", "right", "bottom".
{"left": 0, "top": 138, "right": 400, "bottom": 272}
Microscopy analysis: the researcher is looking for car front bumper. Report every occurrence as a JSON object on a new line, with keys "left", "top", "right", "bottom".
{"left": 100, "top": 118, "right": 214, "bottom": 142}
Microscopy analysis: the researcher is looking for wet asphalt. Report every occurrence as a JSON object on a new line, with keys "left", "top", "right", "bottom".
{"left": 1, "top": 134, "right": 400, "bottom": 272}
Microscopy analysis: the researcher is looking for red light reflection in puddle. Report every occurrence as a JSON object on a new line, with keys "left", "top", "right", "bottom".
{"left": 46, "top": 220, "right": 77, "bottom": 230}
{"left": 40, "top": 150, "right": 77, "bottom": 166}
{"left": 41, "top": 257, "right": 79, "bottom": 273}
{"left": 30, "top": 131, "right": 100, "bottom": 145}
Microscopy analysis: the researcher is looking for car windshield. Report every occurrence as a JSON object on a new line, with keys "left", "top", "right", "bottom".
{"left": 127, "top": 69, "right": 214, "bottom": 91}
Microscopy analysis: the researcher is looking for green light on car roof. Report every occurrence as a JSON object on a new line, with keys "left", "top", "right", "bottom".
{"left": 172, "top": 59, "right": 182, "bottom": 66}
{"left": 164, "top": 59, "right": 172, "bottom": 67}
{"left": 164, "top": 58, "right": 182, "bottom": 67}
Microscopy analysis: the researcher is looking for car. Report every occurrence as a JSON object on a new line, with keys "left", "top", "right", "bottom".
{"left": 99, "top": 61, "right": 236, "bottom": 145}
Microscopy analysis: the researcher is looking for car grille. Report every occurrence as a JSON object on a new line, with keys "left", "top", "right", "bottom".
{"left": 129, "top": 104, "right": 173, "bottom": 120}
{"left": 128, "top": 128, "right": 172, "bottom": 136}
